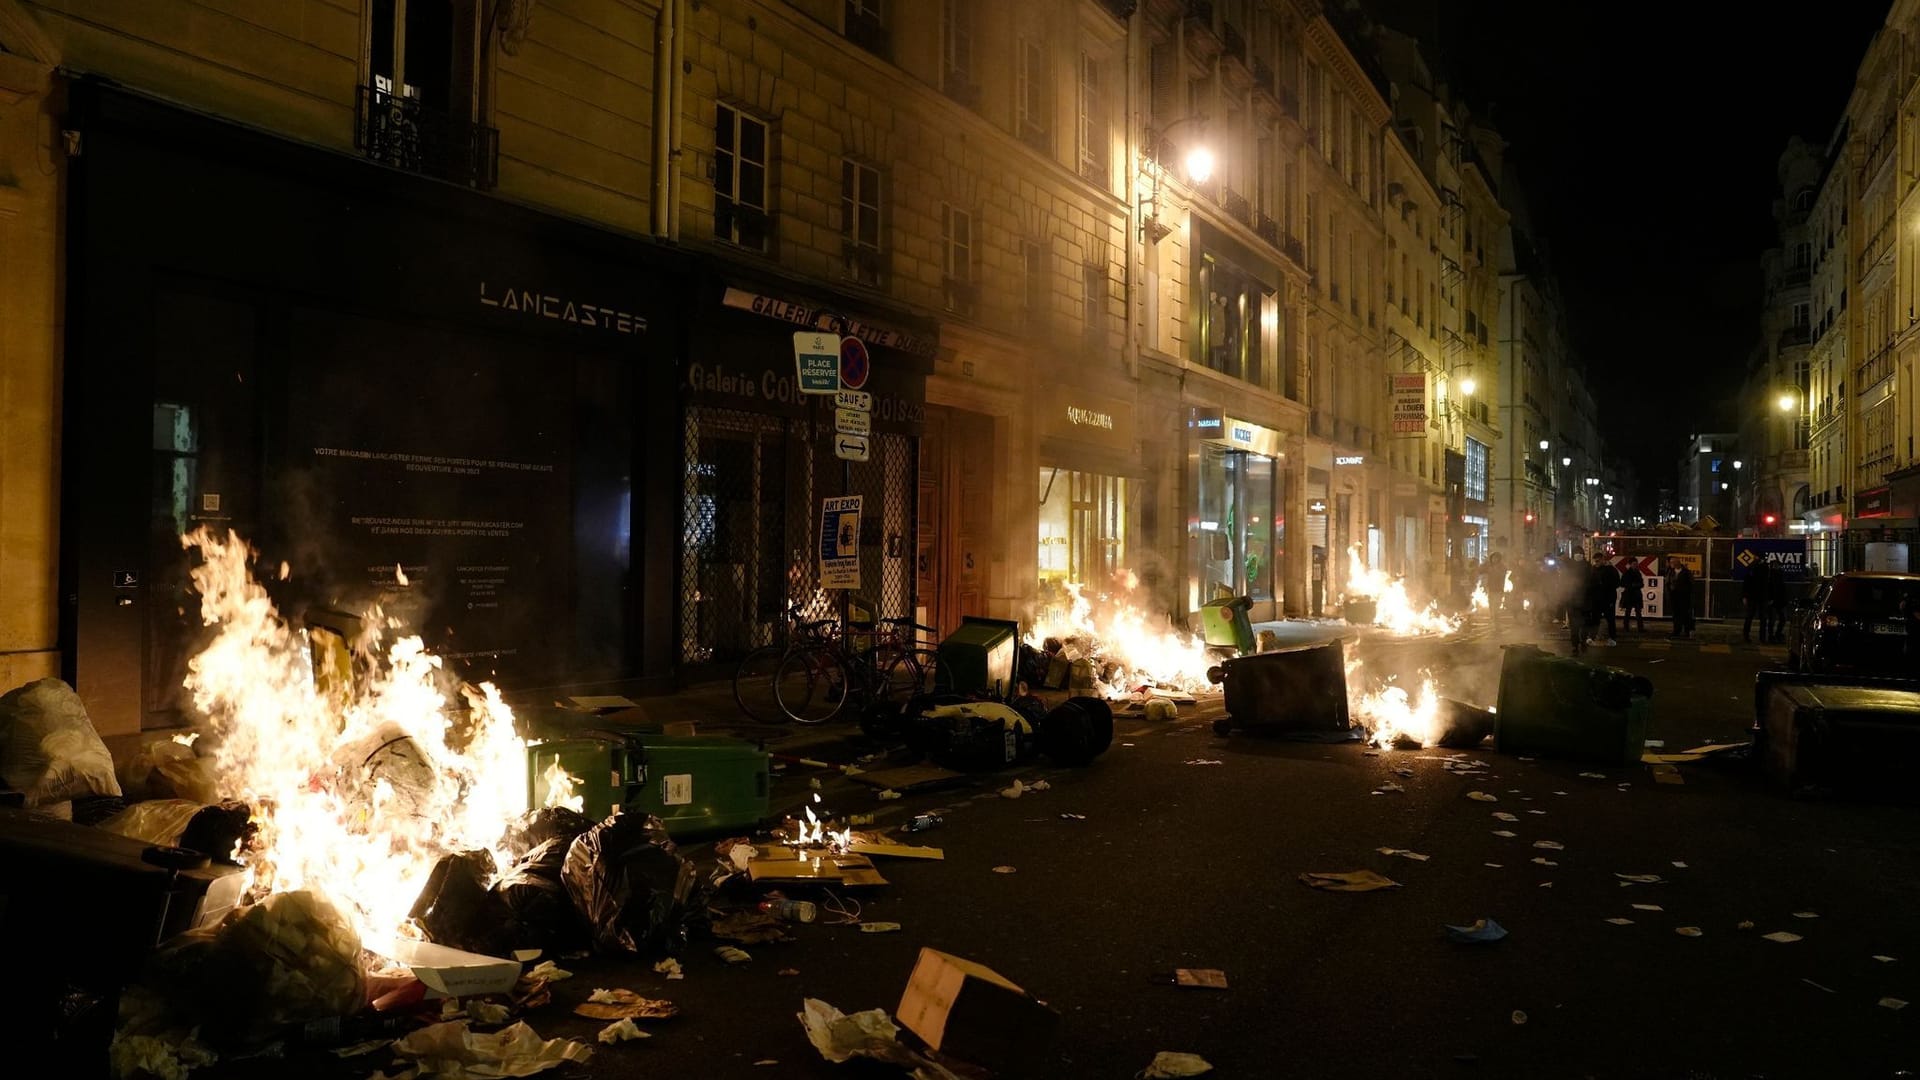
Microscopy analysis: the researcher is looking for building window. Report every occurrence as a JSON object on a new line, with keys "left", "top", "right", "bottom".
{"left": 1077, "top": 52, "right": 1109, "bottom": 187}
{"left": 1023, "top": 237, "right": 1049, "bottom": 328}
{"left": 941, "top": 0, "right": 975, "bottom": 105}
{"left": 1083, "top": 262, "right": 1107, "bottom": 343}
{"left": 1465, "top": 437, "right": 1488, "bottom": 502}
{"left": 941, "top": 204, "right": 975, "bottom": 315}
{"left": 1194, "top": 249, "right": 1268, "bottom": 386}
{"left": 841, "top": 160, "right": 883, "bottom": 286}
{"left": 844, "top": 0, "right": 887, "bottom": 56}
{"left": 714, "top": 105, "right": 769, "bottom": 252}
{"left": 362, "top": 0, "right": 496, "bottom": 188}
{"left": 1017, "top": 37, "right": 1049, "bottom": 152}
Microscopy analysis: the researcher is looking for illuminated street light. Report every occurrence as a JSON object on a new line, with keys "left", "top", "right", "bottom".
{"left": 1539, "top": 440, "right": 1549, "bottom": 451}
{"left": 1733, "top": 460, "right": 1743, "bottom": 470}
{"left": 1460, "top": 376, "right": 1478, "bottom": 396}
{"left": 1721, "top": 482, "right": 1729, "bottom": 490}
{"left": 1562, "top": 456, "right": 1571, "bottom": 467}
{"left": 1777, "top": 392, "right": 1798, "bottom": 412}
{"left": 1184, "top": 145, "right": 1215, "bottom": 185}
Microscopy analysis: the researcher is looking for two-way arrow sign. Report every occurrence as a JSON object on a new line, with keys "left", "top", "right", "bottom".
{"left": 835, "top": 433, "right": 870, "bottom": 463}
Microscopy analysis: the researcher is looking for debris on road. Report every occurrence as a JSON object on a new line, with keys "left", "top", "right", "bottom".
{"left": 1060, "top": 812, "right": 1087, "bottom": 820}
{"left": 1185, "top": 759, "right": 1224, "bottom": 766}
{"left": 576, "top": 989, "right": 677, "bottom": 1021}
{"left": 1630, "top": 904, "right": 1663, "bottom": 912}
{"left": 1533, "top": 840, "right": 1564, "bottom": 850}
{"left": 1676, "top": 927, "right": 1703, "bottom": 937}
{"left": 992, "top": 865, "right": 1018, "bottom": 874}
{"left": 1874, "top": 955, "right": 1898, "bottom": 963}
{"left": 797, "top": 998, "right": 914, "bottom": 1068}
{"left": 1793, "top": 911, "right": 1820, "bottom": 919}
{"left": 1000, "top": 779, "right": 1029, "bottom": 799}
{"left": 1445, "top": 918, "right": 1509, "bottom": 944}
{"left": 858, "top": 922, "right": 902, "bottom": 934}
{"left": 1531, "top": 858, "right": 1558, "bottom": 867}
{"left": 1615, "top": 873, "right": 1664, "bottom": 884}
{"left": 1468, "top": 791, "right": 1499, "bottom": 802}
{"left": 1377, "top": 847, "right": 1431, "bottom": 861}
{"left": 1300, "top": 870, "right": 1400, "bottom": 891}
{"left": 652, "top": 958, "right": 683, "bottom": 981}
{"left": 1140, "top": 1051, "right": 1215, "bottom": 1078}
{"left": 877, "top": 790, "right": 902, "bottom": 800}
{"left": 1803, "top": 979, "right": 1836, "bottom": 993}
{"left": 1671, "top": 861, "right": 1688, "bottom": 869}
{"left": 899, "top": 948, "right": 1058, "bottom": 1074}
{"left": 1511, "top": 1010, "right": 1528, "bottom": 1025}
{"left": 1492, "top": 830, "right": 1517, "bottom": 838}
{"left": 711, "top": 910, "right": 793, "bottom": 945}
{"left": 1493, "top": 811, "right": 1519, "bottom": 821}
{"left": 595, "top": 1019, "right": 649, "bottom": 1044}
{"left": 1605, "top": 918, "right": 1635, "bottom": 925}
{"left": 1168, "top": 969, "right": 1229, "bottom": 989}
{"left": 1579, "top": 772, "right": 1607, "bottom": 779}
{"left": 779, "top": 968, "right": 800, "bottom": 976}
{"left": 389, "top": 1020, "right": 592, "bottom": 1078}
{"left": 847, "top": 841, "right": 944, "bottom": 860}
{"left": 714, "top": 945, "right": 753, "bottom": 964}
{"left": 901, "top": 813, "right": 945, "bottom": 834}
{"left": 1881, "top": 997, "right": 1909, "bottom": 1011}
{"left": 1738, "top": 921, "right": 1756, "bottom": 930}
{"left": 1373, "top": 781, "right": 1405, "bottom": 794}
{"left": 1485, "top": 863, "right": 1503, "bottom": 868}
{"left": 1763, "top": 932, "right": 1804, "bottom": 943}
{"left": 1649, "top": 763, "right": 1684, "bottom": 785}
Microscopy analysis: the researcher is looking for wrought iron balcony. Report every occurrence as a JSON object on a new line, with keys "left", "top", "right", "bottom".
{"left": 1255, "top": 213, "right": 1279, "bottom": 247}
{"left": 1220, "top": 188, "right": 1251, "bottom": 225}
{"left": 355, "top": 84, "right": 498, "bottom": 189}
{"left": 1283, "top": 234, "right": 1305, "bottom": 266}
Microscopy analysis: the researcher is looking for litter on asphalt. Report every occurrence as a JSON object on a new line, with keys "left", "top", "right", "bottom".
{"left": 1881, "top": 998, "right": 1909, "bottom": 1011}
{"left": 1676, "top": 927, "right": 1703, "bottom": 937}
{"left": 714, "top": 946, "right": 753, "bottom": 964}
{"left": 1793, "top": 911, "right": 1820, "bottom": 919}
{"left": 1579, "top": 772, "right": 1607, "bottom": 779}
{"left": 596, "top": 1018, "right": 650, "bottom": 1044}
{"left": 1299, "top": 870, "right": 1400, "bottom": 892}
{"left": 1874, "top": 955, "right": 1898, "bottom": 963}
{"left": 1533, "top": 840, "right": 1564, "bottom": 850}
{"left": 1468, "top": 791, "right": 1498, "bottom": 802}
{"left": 1511, "top": 1010, "right": 1528, "bottom": 1025}
{"left": 1492, "top": 830, "right": 1517, "bottom": 838}
{"left": 1605, "top": 917, "right": 1634, "bottom": 925}
{"left": 1445, "top": 918, "right": 1508, "bottom": 944}
{"left": 1630, "top": 904, "right": 1663, "bottom": 912}
{"left": 1615, "top": 873, "right": 1664, "bottom": 884}
{"left": 1531, "top": 858, "right": 1558, "bottom": 867}
{"left": 1140, "top": 1051, "right": 1214, "bottom": 1078}
{"left": 857, "top": 922, "right": 902, "bottom": 934}
{"left": 1169, "top": 969, "right": 1229, "bottom": 989}
{"left": 1492, "top": 812, "right": 1519, "bottom": 821}
{"left": 1185, "top": 759, "right": 1224, "bottom": 766}
{"left": 992, "top": 865, "right": 1018, "bottom": 874}
{"left": 1377, "top": 847, "right": 1431, "bottom": 861}
{"left": 1763, "top": 931, "right": 1804, "bottom": 943}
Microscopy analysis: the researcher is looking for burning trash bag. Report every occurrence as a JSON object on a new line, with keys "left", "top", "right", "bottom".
{"left": 496, "top": 837, "right": 589, "bottom": 955}
{"left": 142, "top": 890, "right": 365, "bottom": 1048}
{"left": 501, "top": 806, "right": 594, "bottom": 860}
{"left": 410, "top": 850, "right": 519, "bottom": 959}
{"left": 562, "top": 812, "right": 699, "bottom": 957}
{"left": 97, "top": 798, "right": 255, "bottom": 863}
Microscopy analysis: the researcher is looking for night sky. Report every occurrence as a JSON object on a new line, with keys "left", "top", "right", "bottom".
{"left": 1364, "top": 0, "right": 1888, "bottom": 502}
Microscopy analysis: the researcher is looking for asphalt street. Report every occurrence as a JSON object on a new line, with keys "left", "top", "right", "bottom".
{"left": 209, "top": 617, "right": 1920, "bottom": 1080}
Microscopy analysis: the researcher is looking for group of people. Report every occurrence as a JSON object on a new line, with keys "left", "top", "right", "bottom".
{"left": 1476, "top": 550, "right": 1698, "bottom": 656}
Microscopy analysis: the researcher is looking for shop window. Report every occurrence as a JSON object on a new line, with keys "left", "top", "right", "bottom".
{"left": 1194, "top": 250, "right": 1268, "bottom": 386}
{"left": 1078, "top": 51, "right": 1109, "bottom": 187}
{"left": 361, "top": 0, "right": 496, "bottom": 188}
{"left": 841, "top": 160, "right": 883, "bottom": 286}
{"left": 714, "top": 105, "right": 770, "bottom": 252}
{"left": 1466, "top": 437, "right": 1489, "bottom": 502}
{"left": 942, "top": 204, "right": 976, "bottom": 316}
{"left": 1038, "top": 467, "right": 1128, "bottom": 598}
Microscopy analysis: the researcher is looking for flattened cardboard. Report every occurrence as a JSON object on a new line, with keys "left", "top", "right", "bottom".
{"left": 898, "top": 948, "right": 1057, "bottom": 1075}
{"left": 392, "top": 939, "right": 522, "bottom": 999}
{"left": 848, "top": 842, "right": 945, "bottom": 860}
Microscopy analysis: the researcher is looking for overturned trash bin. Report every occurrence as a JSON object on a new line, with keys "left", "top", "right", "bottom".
{"left": 1207, "top": 639, "right": 1349, "bottom": 735}
{"left": 1494, "top": 645, "right": 1651, "bottom": 765}
{"left": 1755, "top": 671, "right": 1920, "bottom": 798}
{"left": 1198, "top": 596, "right": 1256, "bottom": 656}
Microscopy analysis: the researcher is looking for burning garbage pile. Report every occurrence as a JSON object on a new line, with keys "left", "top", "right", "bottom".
{"left": 1022, "top": 577, "right": 1217, "bottom": 700}
{"left": 1342, "top": 547, "right": 1462, "bottom": 637}
{"left": 1346, "top": 660, "right": 1496, "bottom": 751}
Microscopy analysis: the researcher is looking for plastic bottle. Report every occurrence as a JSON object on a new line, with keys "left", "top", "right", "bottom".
{"left": 901, "top": 813, "right": 944, "bottom": 833}
{"left": 759, "top": 898, "right": 818, "bottom": 923}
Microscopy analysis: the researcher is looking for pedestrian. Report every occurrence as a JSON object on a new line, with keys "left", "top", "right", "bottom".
{"left": 1742, "top": 560, "right": 1768, "bottom": 643}
{"left": 1484, "top": 552, "right": 1506, "bottom": 624}
{"left": 1588, "top": 553, "right": 1620, "bottom": 646}
{"left": 1620, "top": 560, "right": 1646, "bottom": 633}
{"left": 1766, "top": 561, "right": 1790, "bottom": 644}
{"left": 1669, "top": 560, "right": 1696, "bottom": 639}
{"left": 1563, "top": 555, "right": 1591, "bottom": 655}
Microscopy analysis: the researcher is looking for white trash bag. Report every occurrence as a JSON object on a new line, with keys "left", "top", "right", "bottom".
{"left": 0, "top": 678, "right": 122, "bottom": 807}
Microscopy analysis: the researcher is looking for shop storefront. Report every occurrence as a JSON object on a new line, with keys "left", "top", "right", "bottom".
{"left": 1037, "top": 388, "right": 1137, "bottom": 613}
{"left": 1186, "top": 409, "right": 1286, "bottom": 620}
{"left": 61, "top": 83, "right": 686, "bottom": 734}
{"left": 680, "top": 276, "right": 935, "bottom": 675}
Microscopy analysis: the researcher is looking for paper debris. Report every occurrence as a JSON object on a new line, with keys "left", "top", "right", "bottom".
{"left": 1671, "top": 861, "right": 1688, "bottom": 869}
{"left": 1675, "top": 927, "right": 1703, "bottom": 937}
{"left": 1185, "top": 759, "right": 1224, "bottom": 766}
{"left": 1538, "top": 881, "right": 1554, "bottom": 888}
{"left": 1031, "top": 780, "right": 1051, "bottom": 791}
{"left": 1141, "top": 1051, "right": 1214, "bottom": 1078}
{"left": 1511, "top": 1010, "right": 1528, "bottom": 1025}
{"left": 1060, "top": 813, "right": 1087, "bottom": 820}
{"left": 1299, "top": 869, "right": 1400, "bottom": 892}
{"left": 809, "top": 778, "right": 822, "bottom": 790}
{"left": 1604, "top": 918, "right": 1635, "bottom": 925}
{"left": 1377, "top": 847, "right": 1431, "bottom": 862}
{"left": 1526, "top": 809, "right": 1546, "bottom": 815}
{"left": 1468, "top": 791, "right": 1498, "bottom": 802}
{"left": 390, "top": 1021, "right": 591, "bottom": 1078}
{"left": 1374, "top": 781, "right": 1405, "bottom": 794}
{"left": 1881, "top": 997, "right": 1909, "bottom": 1011}
{"left": 1792, "top": 911, "right": 1819, "bottom": 919}
{"left": 1579, "top": 772, "right": 1607, "bottom": 779}
{"left": 1531, "top": 857, "right": 1558, "bottom": 867}
{"left": 525, "top": 961, "right": 573, "bottom": 983}
{"left": 596, "top": 1019, "right": 650, "bottom": 1045}
{"left": 714, "top": 946, "right": 753, "bottom": 964}
{"left": 334, "top": 1039, "right": 391, "bottom": 1058}
{"left": 1000, "top": 780, "right": 1027, "bottom": 799}
{"left": 1615, "top": 873, "right": 1663, "bottom": 884}
{"left": 1738, "top": 920, "right": 1756, "bottom": 930}
{"left": 653, "top": 958, "right": 683, "bottom": 981}
{"left": 876, "top": 789, "right": 902, "bottom": 800}
{"left": 1874, "top": 955, "right": 1898, "bottom": 963}
{"left": 1803, "top": 979, "right": 1835, "bottom": 993}
{"left": 1484, "top": 863, "right": 1503, "bottom": 868}
{"left": 1492, "top": 830, "right": 1517, "bottom": 838}
{"left": 754, "top": 1060, "right": 778, "bottom": 1066}
{"left": 1172, "top": 968, "right": 1229, "bottom": 989}
{"left": 1553, "top": 791, "right": 1569, "bottom": 796}
{"left": 858, "top": 922, "right": 902, "bottom": 934}
{"left": 992, "top": 865, "right": 1018, "bottom": 874}
{"left": 575, "top": 989, "right": 677, "bottom": 1021}
{"left": 1762, "top": 931, "right": 1803, "bottom": 943}
{"left": 1644, "top": 740, "right": 1665, "bottom": 748}
{"left": 1650, "top": 763, "right": 1685, "bottom": 785}
{"left": 778, "top": 968, "right": 800, "bottom": 976}
{"left": 1492, "top": 811, "right": 1519, "bottom": 821}
{"left": 1445, "top": 918, "right": 1508, "bottom": 944}
{"left": 1533, "top": 840, "right": 1564, "bottom": 850}
{"left": 469, "top": 1001, "right": 511, "bottom": 1025}
{"left": 798, "top": 998, "right": 907, "bottom": 1066}
{"left": 1630, "top": 904, "right": 1664, "bottom": 912}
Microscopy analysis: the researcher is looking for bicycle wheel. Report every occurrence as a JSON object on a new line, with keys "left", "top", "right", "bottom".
{"left": 882, "top": 648, "right": 940, "bottom": 702}
{"left": 733, "top": 644, "right": 788, "bottom": 723}
{"left": 775, "top": 647, "right": 850, "bottom": 725}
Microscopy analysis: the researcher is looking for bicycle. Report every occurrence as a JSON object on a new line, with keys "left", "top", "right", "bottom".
{"left": 731, "top": 604, "right": 837, "bottom": 723}
{"left": 774, "top": 614, "right": 940, "bottom": 725}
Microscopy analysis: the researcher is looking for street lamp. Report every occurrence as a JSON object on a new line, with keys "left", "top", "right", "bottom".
{"left": 1459, "top": 376, "right": 1478, "bottom": 397}
{"left": 1777, "top": 392, "right": 1798, "bottom": 413}
{"left": 1562, "top": 456, "right": 1571, "bottom": 467}
{"left": 1538, "top": 440, "right": 1549, "bottom": 451}
{"left": 1733, "top": 460, "right": 1743, "bottom": 471}
{"left": 1184, "top": 145, "right": 1215, "bottom": 185}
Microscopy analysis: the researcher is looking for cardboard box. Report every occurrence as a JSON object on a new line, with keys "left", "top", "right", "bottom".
{"left": 897, "top": 949, "right": 1057, "bottom": 1075}
{"left": 392, "top": 938, "right": 523, "bottom": 999}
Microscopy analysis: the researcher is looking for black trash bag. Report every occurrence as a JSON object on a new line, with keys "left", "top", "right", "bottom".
{"left": 500, "top": 806, "right": 594, "bottom": 861}
{"left": 181, "top": 800, "right": 256, "bottom": 864}
{"left": 561, "top": 812, "right": 698, "bottom": 956}
{"left": 410, "top": 850, "right": 518, "bottom": 958}
{"left": 1016, "top": 644, "right": 1051, "bottom": 689}
{"left": 494, "top": 838, "right": 588, "bottom": 955}
{"left": 1040, "top": 696, "right": 1114, "bottom": 767}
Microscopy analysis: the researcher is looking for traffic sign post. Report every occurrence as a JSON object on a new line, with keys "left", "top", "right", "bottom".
{"left": 835, "top": 433, "right": 870, "bottom": 463}
{"left": 835, "top": 407, "right": 871, "bottom": 438}
{"left": 819, "top": 496, "right": 862, "bottom": 589}
{"left": 839, "top": 336, "right": 870, "bottom": 390}
{"left": 835, "top": 389, "right": 872, "bottom": 412}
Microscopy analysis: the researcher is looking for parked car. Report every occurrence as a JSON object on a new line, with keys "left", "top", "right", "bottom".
{"left": 1787, "top": 572, "right": 1920, "bottom": 676}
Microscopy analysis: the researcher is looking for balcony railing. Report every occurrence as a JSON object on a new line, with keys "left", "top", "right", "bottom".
{"left": 1780, "top": 264, "right": 1810, "bottom": 287}
{"left": 1254, "top": 213, "right": 1279, "bottom": 247}
{"left": 1283, "top": 234, "right": 1305, "bottom": 266}
{"left": 1778, "top": 324, "right": 1810, "bottom": 349}
{"left": 1220, "top": 188, "right": 1251, "bottom": 225}
{"left": 355, "top": 84, "right": 499, "bottom": 189}
{"left": 1858, "top": 342, "right": 1895, "bottom": 389}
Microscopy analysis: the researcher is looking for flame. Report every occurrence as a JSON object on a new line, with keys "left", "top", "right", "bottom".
{"left": 794, "top": 805, "right": 853, "bottom": 851}
{"left": 540, "top": 758, "right": 584, "bottom": 813}
{"left": 1025, "top": 577, "right": 1214, "bottom": 696}
{"left": 1344, "top": 546, "right": 1462, "bottom": 637}
{"left": 180, "top": 528, "right": 528, "bottom": 956}
{"left": 1470, "top": 582, "right": 1490, "bottom": 611}
{"left": 1350, "top": 668, "right": 1443, "bottom": 749}
{"left": 1502, "top": 570, "right": 1514, "bottom": 594}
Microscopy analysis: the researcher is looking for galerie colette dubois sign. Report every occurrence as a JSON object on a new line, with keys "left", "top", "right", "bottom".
{"left": 686, "top": 360, "right": 924, "bottom": 425}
